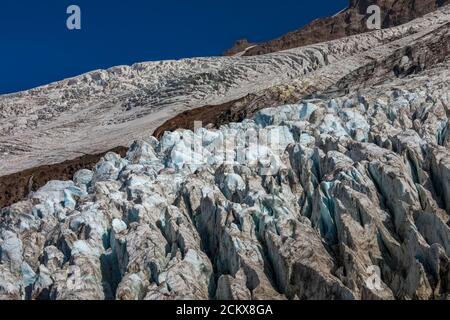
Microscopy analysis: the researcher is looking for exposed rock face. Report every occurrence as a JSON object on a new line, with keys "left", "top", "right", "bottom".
{"left": 225, "top": 0, "right": 450, "bottom": 56}
{"left": 0, "top": 3, "right": 449, "bottom": 301}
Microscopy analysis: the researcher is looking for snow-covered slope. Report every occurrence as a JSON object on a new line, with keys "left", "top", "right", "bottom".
{"left": 1, "top": 5, "right": 449, "bottom": 178}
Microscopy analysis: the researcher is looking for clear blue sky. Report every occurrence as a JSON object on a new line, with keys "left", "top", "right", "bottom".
{"left": 0, "top": 0, "right": 348, "bottom": 94}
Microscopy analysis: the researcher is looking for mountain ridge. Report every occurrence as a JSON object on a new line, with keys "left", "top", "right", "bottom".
{"left": 225, "top": 0, "right": 450, "bottom": 56}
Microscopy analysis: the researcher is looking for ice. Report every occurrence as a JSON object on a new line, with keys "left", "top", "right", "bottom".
{"left": 112, "top": 219, "right": 128, "bottom": 234}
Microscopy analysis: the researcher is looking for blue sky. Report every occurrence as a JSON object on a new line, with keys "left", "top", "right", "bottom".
{"left": 0, "top": 0, "right": 348, "bottom": 94}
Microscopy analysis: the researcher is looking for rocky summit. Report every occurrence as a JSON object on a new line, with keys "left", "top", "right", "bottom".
{"left": 0, "top": 1, "right": 450, "bottom": 300}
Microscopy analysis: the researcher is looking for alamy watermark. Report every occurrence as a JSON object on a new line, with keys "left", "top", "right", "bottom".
{"left": 365, "top": 265, "right": 383, "bottom": 290}
{"left": 64, "top": 4, "right": 381, "bottom": 31}
{"left": 66, "top": 265, "right": 82, "bottom": 291}
{"left": 66, "top": 5, "right": 81, "bottom": 30}
{"left": 166, "top": 120, "right": 288, "bottom": 176}
{"left": 367, "top": 5, "right": 382, "bottom": 30}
